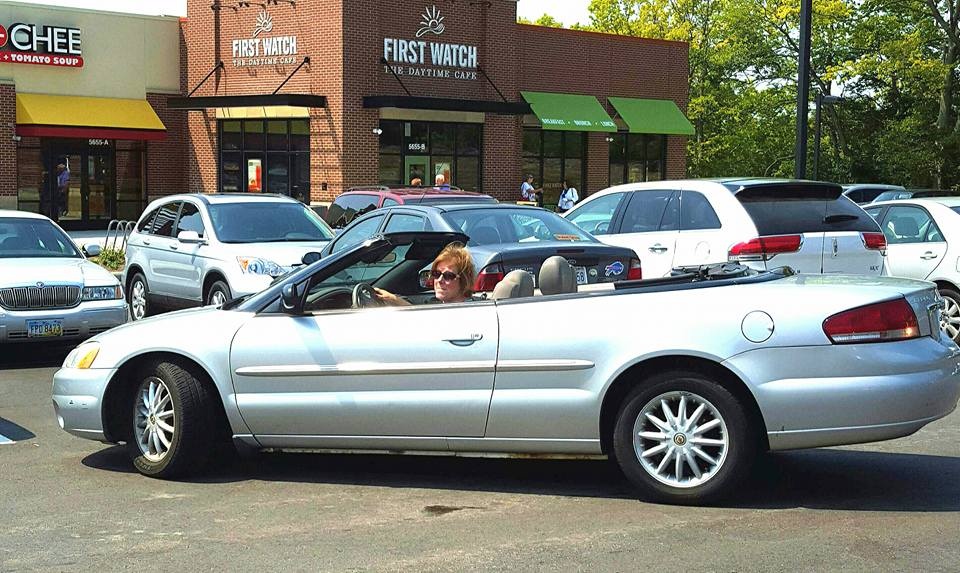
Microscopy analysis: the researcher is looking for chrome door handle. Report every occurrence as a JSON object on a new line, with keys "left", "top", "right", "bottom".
{"left": 649, "top": 245, "right": 668, "bottom": 253}
{"left": 921, "top": 252, "right": 939, "bottom": 260}
{"left": 444, "top": 333, "right": 483, "bottom": 346}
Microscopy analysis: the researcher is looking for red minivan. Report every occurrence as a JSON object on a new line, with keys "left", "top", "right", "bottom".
{"left": 324, "top": 186, "right": 497, "bottom": 230}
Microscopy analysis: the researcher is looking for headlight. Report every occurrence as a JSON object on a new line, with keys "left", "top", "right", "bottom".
{"left": 237, "top": 257, "right": 284, "bottom": 277}
{"left": 63, "top": 341, "right": 100, "bottom": 369}
{"left": 82, "top": 285, "right": 123, "bottom": 301}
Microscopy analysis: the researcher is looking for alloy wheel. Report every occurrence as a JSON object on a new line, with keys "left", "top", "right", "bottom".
{"left": 133, "top": 377, "right": 176, "bottom": 462}
{"left": 130, "top": 280, "right": 147, "bottom": 320}
{"left": 941, "top": 295, "right": 960, "bottom": 342}
{"left": 632, "top": 391, "right": 729, "bottom": 488}
{"left": 209, "top": 290, "right": 227, "bottom": 306}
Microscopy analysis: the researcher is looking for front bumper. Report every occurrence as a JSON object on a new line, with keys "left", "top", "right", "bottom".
{"left": 724, "top": 337, "right": 960, "bottom": 450}
{"left": 225, "top": 271, "right": 276, "bottom": 298}
{"left": 52, "top": 366, "right": 116, "bottom": 442}
{"left": 0, "top": 299, "right": 126, "bottom": 343}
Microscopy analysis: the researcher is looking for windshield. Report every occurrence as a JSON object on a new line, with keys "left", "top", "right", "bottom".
{"left": 0, "top": 218, "right": 81, "bottom": 259}
{"left": 208, "top": 202, "right": 335, "bottom": 243}
{"left": 442, "top": 208, "right": 593, "bottom": 245}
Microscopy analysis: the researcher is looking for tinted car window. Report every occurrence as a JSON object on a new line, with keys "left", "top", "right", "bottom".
{"left": 0, "top": 218, "right": 80, "bottom": 258}
{"left": 332, "top": 214, "right": 385, "bottom": 254}
{"left": 566, "top": 192, "right": 626, "bottom": 235}
{"left": 326, "top": 194, "right": 380, "bottom": 228}
{"left": 384, "top": 213, "right": 426, "bottom": 233}
{"left": 137, "top": 207, "right": 160, "bottom": 233}
{"left": 680, "top": 191, "right": 721, "bottom": 230}
{"left": 175, "top": 203, "right": 205, "bottom": 238}
{"left": 207, "top": 203, "right": 334, "bottom": 243}
{"left": 883, "top": 206, "right": 939, "bottom": 244}
{"left": 620, "top": 190, "right": 677, "bottom": 233}
{"left": 153, "top": 202, "right": 182, "bottom": 237}
{"left": 735, "top": 184, "right": 880, "bottom": 234}
{"left": 443, "top": 208, "right": 592, "bottom": 246}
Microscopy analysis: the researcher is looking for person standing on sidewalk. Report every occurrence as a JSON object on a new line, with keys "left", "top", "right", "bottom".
{"left": 557, "top": 180, "right": 579, "bottom": 213}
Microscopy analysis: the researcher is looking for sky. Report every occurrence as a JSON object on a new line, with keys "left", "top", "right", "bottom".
{"left": 15, "top": 1, "right": 593, "bottom": 26}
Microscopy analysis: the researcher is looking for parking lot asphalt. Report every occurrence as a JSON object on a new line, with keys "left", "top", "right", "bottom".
{"left": 1, "top": 346, "right": 958, "bottom": 572}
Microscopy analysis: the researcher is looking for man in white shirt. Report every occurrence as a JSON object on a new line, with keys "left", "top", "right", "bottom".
{"left": 520, "top": 174, "right": 540, "bottom": 202}
{"left": 558, "top": 180, "right": 579, "bottom": 212}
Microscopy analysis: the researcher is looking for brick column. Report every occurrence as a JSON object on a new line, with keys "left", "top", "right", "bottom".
{"left": 0, "top": 84, "right": 17, "bottom": 210}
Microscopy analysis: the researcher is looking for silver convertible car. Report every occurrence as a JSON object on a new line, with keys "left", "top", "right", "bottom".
{"left": 53, "top": 232, "right": 960, "bottom": 504}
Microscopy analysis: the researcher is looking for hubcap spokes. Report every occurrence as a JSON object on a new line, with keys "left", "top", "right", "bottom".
{"left": 133, "top": 378, "right": 175, "bottom": 462}
{"left": 210, "top": 291, "right": 226, "bottom": 306}
{"left": 131, "top": 282, "right": 146, "bottom": 320}
{"left": 633, "top": 391, "right": 728, "bottom": 488}
{"left": 942, "top": 297, "right": 960, "bottom": 341}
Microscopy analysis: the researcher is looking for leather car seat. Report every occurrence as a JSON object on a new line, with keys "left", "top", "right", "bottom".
{"left": 539, "top": 256, "right": 578, "bottom": 295}
{"left": 491, "top": 269, "right": 535, "bottom": 300}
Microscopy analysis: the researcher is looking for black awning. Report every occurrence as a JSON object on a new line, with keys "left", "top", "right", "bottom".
{"left": 363, "top": 95, "right": 530, "bottom": 115}
{"left": 167, "top": 94, "right": 327, "bottom": 110}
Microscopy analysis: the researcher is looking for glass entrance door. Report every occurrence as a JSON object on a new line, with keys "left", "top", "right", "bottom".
{"left": 86, "top": 151, "right": 113, "bottom": 223}
{"left": 46, "top": 140, "right": 117, "bottom": 229}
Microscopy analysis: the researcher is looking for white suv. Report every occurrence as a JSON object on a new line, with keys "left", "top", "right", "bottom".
{"left": 563, "top": 178, "right": 887, "bottom": 277}
{"left": 124, "top": 194, "right": 334, "bottom": 320}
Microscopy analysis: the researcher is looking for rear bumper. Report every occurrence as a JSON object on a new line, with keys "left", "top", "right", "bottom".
{"left": 52, "top": 366, "right": 115, "bottom": 442}
{"left": 723, "top": 337, "right": 960, "bottom": 450}
{"left": 0, "top": 300, "right": 127, "bottom": 343}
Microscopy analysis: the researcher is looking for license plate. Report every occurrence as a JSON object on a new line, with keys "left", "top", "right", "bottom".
{"left": 27, "top": 319, "right": 63, "bottom": 338}
{"left": 574, "top": 266, "right": 588, "bottom": 285}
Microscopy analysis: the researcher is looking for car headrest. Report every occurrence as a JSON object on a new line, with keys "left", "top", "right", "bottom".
{"left": 492, "top": 269, "right": 535, "bottom": 300}
{"left": 539, "top": 256, "right": 577, "bottom": 295}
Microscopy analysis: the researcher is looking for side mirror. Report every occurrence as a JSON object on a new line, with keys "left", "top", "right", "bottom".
{"left": 83, "top": 243, "right": 101, "bottom": 258}
{"left": 281, "top": 283, "right": 301, "bottom": 314}
{"left": 177, "top": 230, "right": 205, "bottom": 244}
{"left": 301, "top": 251, "right": 322, "bottom": 265}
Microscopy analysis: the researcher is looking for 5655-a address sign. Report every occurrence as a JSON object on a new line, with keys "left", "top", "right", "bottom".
{"left": 0, "top": 22, "right": 83, "bottom": 68}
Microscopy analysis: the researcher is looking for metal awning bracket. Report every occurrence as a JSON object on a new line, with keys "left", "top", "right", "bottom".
{"left": 273, "top": 56, "right": 311, "bottom": 95}
{"left": 188, "top": 61, "right": 225, "bottom": 97}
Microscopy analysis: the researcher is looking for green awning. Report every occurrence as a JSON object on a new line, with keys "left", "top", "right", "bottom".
{"left": 520, "top": 91, "right": 617, "bottom": 132}
{"left": 608, "top": 97, "right": 695, "bottom": 136}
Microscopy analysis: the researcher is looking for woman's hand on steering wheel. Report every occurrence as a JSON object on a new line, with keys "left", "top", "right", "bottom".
{"left": 352, "top": 283, "right": 382, "bottom": 308}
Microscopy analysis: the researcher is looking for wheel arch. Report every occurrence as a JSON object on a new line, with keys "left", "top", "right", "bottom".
{"left": 101, "top": 351, "right": 233, "bottom": 444}
{"left": 125, "top": 264, "right": 146, "bottom": 292}
{"left": 932, "top": 279, "right": 960, "bottom": 294}
{"left": 202, "top": 270, "right": 229, "bottom": 299}
{"left": 598, "top": 355, "right": 769, "bottom": 455}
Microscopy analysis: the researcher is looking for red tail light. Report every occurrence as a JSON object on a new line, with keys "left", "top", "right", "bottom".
{"left": 474, "top": 263, "right": 504, "bottom": 292}
{"left": 861, "top": 232, "right": 887, "bottom": 253}
{"left": 822, "top": 298, "right": 919, "bottom": 344}
{"left": 627, "top": 257, "right": 642, "bottom": 280}
{"left": 728, "top": 235, "right": 803, "bottom": 261}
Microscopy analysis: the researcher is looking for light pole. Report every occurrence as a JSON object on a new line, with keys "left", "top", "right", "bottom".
{"left": 794, "top": 0, "right": 813, "bottom": 179}
{"left": 813, "top": 92, "right": 842, "bottom": 180}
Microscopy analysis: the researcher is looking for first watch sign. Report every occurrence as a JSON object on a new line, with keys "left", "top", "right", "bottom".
{"left": 0, "top": 21, "right": 84, "bottom": 68}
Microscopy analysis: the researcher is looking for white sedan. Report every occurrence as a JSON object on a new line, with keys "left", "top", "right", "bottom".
{"left": 865, "top": 198, "right": 960, "bottom": 342}
{"left": 0, "top": 210, "right": 126, "bottom": 343}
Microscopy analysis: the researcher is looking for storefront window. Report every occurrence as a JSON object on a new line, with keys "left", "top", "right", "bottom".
{"left": 378, "top": 121, "right": 483, "bottom": 191}
{"left": 219, "top": 119, "right": 310, "bottom": 200}
{"left": 521, "top": 129, "right": 586, "bottom": 209}
{"left": 609, "top": 134, "right": 666, "bottom": 185}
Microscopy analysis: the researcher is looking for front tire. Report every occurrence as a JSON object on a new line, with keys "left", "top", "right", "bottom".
{"left": 206, "top": 280, "right": 232, "bottom": 307}
{"left": 938, "top": 287, "right": 960, "bottom": 342}
{"left": 127, "top": 359, "right": 220, "bottom": 479}
{"left": 612, "top": 371, "right": 756, "bottom": 505}
{"left": 128, "top": 272, "right": 150, "bottom": 321}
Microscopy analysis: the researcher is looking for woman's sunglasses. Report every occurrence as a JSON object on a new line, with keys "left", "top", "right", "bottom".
{"left": 430, "top": 270, "right": 460, "bottom": 282}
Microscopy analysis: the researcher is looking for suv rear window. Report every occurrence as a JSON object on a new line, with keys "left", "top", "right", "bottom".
{"left": 734, "top": 184, "right": 879, "bottom": 235}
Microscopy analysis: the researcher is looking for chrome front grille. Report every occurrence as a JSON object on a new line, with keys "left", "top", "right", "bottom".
{"left": 0, "top": 285, "right": 81, "bottom": 310}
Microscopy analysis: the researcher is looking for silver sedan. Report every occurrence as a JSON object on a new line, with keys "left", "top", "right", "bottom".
{"left": 53, "top": 232, "right": 960, "bottom": 504}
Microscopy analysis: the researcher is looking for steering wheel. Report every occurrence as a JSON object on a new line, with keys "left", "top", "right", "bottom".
{"left": 352, "top": 282, "right": 382, "bottom": 308}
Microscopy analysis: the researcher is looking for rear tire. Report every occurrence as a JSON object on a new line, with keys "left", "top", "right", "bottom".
{"left": 206, "top": 280, "right": 232, "bottom": 307}
{"left": 128, "top": 272, "right": 150, "bottom": 321}
{"left": 127, "top": 359, "right": 220, "bottom": 479}
{"left": 938, "top": 287, "right": 960, "bottom": 342}
{"left": 612, "top": 371, "right": 756, "bottom": 505}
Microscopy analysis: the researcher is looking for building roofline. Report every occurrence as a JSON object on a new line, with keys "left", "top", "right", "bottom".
{"left": 516, "top": 23, "right": 689, "bottom": 49}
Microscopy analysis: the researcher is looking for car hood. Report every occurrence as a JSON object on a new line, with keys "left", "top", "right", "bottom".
{"left": 212, "top": 241, "right": 330, "bottom": 267}
{"left": 0, "top": 257, "right": 118, "bottom": 287}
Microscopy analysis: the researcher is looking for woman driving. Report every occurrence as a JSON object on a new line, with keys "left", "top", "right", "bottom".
{"left": 375, "top": 242, "right": 476, "bottom": 305}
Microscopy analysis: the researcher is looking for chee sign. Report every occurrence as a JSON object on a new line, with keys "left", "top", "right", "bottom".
{"left": 0, "top": 22, "right": 84, "bottom": 68}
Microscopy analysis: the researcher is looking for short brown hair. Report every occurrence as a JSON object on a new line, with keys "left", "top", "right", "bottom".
{"left": 432, "top": 241, "right": 475, "bottom": 296}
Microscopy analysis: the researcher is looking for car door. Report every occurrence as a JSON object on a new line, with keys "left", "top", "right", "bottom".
{"left": 611, "top": 189, "right": 680, "bottom": 278}
{"left": 672, "top": 190, "right": 728, "bottom": 268}
{"left": 229, "top": 261, "right": 498, "bottom": 441}
{"left": 878, "top": 205, "right": 947, "bottom": 279}
{"left": 142, "top": 201, "right": 183, "bottom": 297}
{"left": 166, "top": 201, "right": 207, "bottom": 302}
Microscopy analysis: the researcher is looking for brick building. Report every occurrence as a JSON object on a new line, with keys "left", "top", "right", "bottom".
{"left": 178, "top": 0, "right": 693, "bottom": 210}
{"left": 0, "top": 2, "right": 182, "bottom": 230}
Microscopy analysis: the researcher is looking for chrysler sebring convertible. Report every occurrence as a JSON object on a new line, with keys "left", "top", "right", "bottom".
{"left": 53, "top": 232, "right": 960, "bottom": 504}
